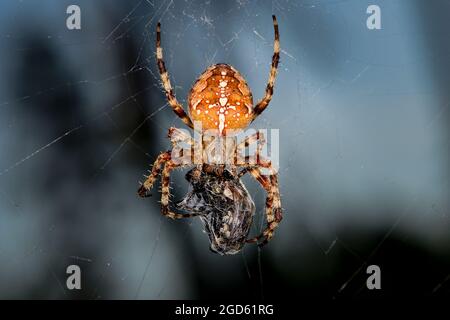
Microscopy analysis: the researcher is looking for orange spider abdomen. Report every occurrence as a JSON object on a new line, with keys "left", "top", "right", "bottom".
{"left": 188, "top": 64, "right": 253, "bottom": 135}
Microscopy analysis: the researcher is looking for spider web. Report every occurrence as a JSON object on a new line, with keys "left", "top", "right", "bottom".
{"left": 0, "top": 0, "right": 449, "bottom": 300}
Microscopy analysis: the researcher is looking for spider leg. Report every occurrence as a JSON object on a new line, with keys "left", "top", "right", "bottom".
{"left": 160, "top": 160, "right": 200, "bottom": 219}
{"left": 239, "top": 166, "right": 273, "bottom": 245}
{"left": 138, "top": 151, "right": 171, "bottom": 197}
{"left": 235, "top": 131, "right": 266, "bottom": 165}
{"left": 251, "top": 15, "right": 280, "bottom": 122}
{"left": 168, "top": 127, "right": 194, "bottom": 146}
{"left": 138, "top": 128, "right": 193, "bottom": 197}
{"left": 138, "top": 148, "right": 197, "bottom": 219}
{"left": 156, "top": 23, "right": 194, "bottom": 129}
{"left": 240, "top": 158, "right": 282, "bottom": 247}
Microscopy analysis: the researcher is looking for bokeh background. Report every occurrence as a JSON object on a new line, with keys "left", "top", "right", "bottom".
{"left": 0, "top": 0, "right": 448, "bottom": 299}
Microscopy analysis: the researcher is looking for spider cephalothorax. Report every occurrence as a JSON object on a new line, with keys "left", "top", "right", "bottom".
{"left": 138, "top": 16, "right": 282, "bottom": 254}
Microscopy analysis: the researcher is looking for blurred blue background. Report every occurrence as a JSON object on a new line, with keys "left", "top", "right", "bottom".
{"left": 0, "top": 0, "right": 448, "bottom": 299}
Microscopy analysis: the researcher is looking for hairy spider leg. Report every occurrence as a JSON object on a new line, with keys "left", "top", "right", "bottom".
{"left": 160, "top": 160, "right": 200, "bottom": 219}
{"left": 138, "top": 152, "right": 199, "bottom": 219}
{"left": 167, "top": 127, "right": 194, "bottom": 146}
{"left": 243, "top": 158, "right": 282, "bottom": 246}
{"left": 252, "top": 15, "right": 280, "bottom": 122}
{"left": 138, "top": 128, "right": 194, "bottom": 197}
{"left": 156, "top": 23, "right": 194, "bottom": 129}
{"left": 138, "top": 151, "right": 171, "bottom": 197}
{"left": 238, "top": 166, "right": 274, "bottom": 242}
{"left": 235, "top": 131, "right": 266, "bottom": 164}
{"left": 235, "top": 131, "right": 282, "bottom": 246}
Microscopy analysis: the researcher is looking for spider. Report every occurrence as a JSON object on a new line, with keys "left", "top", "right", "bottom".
{"left": 138, "top": 15, "right": 282, "bottom": 254}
